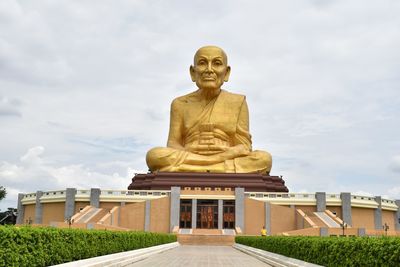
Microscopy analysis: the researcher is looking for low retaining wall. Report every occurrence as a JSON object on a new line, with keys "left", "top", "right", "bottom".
{"left": 51, "top": 242, "right": 179, "bottom": 267}
{"left": 233, "top": 243, "right": 322, "bottom": 267}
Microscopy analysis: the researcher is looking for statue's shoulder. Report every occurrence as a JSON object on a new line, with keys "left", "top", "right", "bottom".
{"left": 171, "top": 90, "right": 245, "bottom": 106}
{"left": 220, "top": 90, "right": 246, "bottom": 103}
{"left": 172, "top": 90, "right": 201, "bottom": 105}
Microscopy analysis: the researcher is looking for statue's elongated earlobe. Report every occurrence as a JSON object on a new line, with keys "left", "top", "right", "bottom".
{"left": 224, "top": 66, "right": 231, "bottom": 82}
{"left": 190, "top": 65, "right": 196, "bottom": 82}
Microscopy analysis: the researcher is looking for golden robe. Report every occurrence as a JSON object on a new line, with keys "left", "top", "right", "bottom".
{"left": 146, "top": 90, "right": 271, "bottom": 173}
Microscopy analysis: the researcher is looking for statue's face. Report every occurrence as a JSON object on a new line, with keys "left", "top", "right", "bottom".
{"left": 190, "top": 46, "right": 231, "bottom": 91}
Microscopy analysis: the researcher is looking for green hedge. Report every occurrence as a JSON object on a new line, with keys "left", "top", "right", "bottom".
{"left": 0, "top": 226, "right": 176, "bottom": 267}
{"left": 235, "top": 236, "right": 400, "bottom": 267}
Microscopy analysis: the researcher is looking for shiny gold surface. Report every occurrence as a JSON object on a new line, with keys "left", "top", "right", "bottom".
{"left": 146, "top": 46, "right": 272, "bottom": 173}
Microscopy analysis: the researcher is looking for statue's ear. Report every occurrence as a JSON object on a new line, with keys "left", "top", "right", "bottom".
{"left": 224, "top": 66, "right": 231, "bottom": 82}
{"left": 190, "top": 65, "right": 196, "bottom": 82}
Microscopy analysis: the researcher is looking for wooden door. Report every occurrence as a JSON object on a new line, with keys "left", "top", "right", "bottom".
{"left": 197, "top": 200, "right": 218, "bottom": 229}
{"left": 180, "top": 200, "right": 192, "bottom": 228}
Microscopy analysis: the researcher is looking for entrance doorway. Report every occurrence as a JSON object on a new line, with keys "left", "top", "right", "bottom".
{"left": 180, "top": 199, "right": 192, "bottom": 228}
{"left": 197, "top": 200, "right": 218, "bottom": 229}
{"left": 223, "top": 200, "right": 235, "bottom": 229}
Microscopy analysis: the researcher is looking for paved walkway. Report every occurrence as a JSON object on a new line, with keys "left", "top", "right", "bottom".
{"left": 129, "top": 245, "right": 271, "bottom": 267}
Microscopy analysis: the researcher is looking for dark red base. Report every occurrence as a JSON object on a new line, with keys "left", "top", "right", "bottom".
{"left": 128, "top": 172, "right": 289, "bottom": 192}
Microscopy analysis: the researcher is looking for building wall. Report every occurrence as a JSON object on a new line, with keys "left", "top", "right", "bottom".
{"left": 328, "top": 228, "right": 359, "bottom": 236}
{"left": 326, "top": 206, "right": 342, "bottom": 218}
{"left": 352, "top": 207, "right": 375, "bottom": 228}
{"left": 296, "top": 209, "right": 316, "bottom": 229}
{"left": 119, "top": 202, "right": 145, "bottom": 230}
{"left": 150, "top": 197, "right": 170, "bottom": 233}
{"left": 99, "top": 202, "right": 120, "bottom": 210}
{"left": 42, "top": 202, "right": 65, "bottom": 224}
{"left": 74, "top": 202, "right": 90, "bottom": 214}
{"left": 295, "top": 205, "right": 317, "bottom": 213}
{"left": 280, "top": 227, "right": 320, "bottom": 236}
{"left": 181, "top": 189, "right": 234, "bottom": 196}
{"left": 23, "top": 204, "right": 35, "bottom": 223}
{"left": 382, "top": 210, "right": 395, "bottom": 230}
{"left": 296, "top": 210, "right": 304, "bottom": 229}
{"left": 270, "top": 204, "right": 296, "bottom": 235}
{"left": 244, "top": 198, "right": 265, "bottom": 235}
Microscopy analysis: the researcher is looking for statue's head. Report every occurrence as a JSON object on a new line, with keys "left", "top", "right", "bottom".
{"left": 190, "top": 46, "right": 231, "bottom": 91}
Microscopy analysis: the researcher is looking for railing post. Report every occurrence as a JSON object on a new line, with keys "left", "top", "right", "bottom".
{"left": 265, "top": 202, "right": 271, "bottom": 235}
{"left": 170, "top": 187, "right": 180, "bottom": 232}
{"left": 65, "top": 188, "right": 77, "bottom": 220}
{"left": 374, "top": 196, "right": 382, "bottom": 230}
{"left": 320, "top": 227, "right": 328, "bottom": 236}
{"left": 316, "top": 192, "right": 326, "bottom": 212}
{"left": 340, "top": 192, "right": 352, "bottom": 226}
{"left": 34, "top": 191, "right": 43, "bottom": 224}
{"left": 395, "top": 200, "right": 400, "bottom": 231}
{"left": 16, "top": 193, "right": 25, "bottom": 224}
{"left": 191, "top": 199, "right": 197, "bottom": 229}
{"left": 90, "top": 188, "right": 101, "bottom": 208}
{"left": 144, "top": 200, "right": 151, "bottom": 231}
{"left": 218, "top": 199, "right": 223, "bottom": 229}
{"left": 235, "top": 188, "right": 245, "bottom": 231}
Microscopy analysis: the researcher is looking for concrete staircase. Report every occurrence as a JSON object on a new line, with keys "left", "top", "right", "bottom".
{"left": 301, "top": 210, "right": 346, "bottom": 228}
{"left": 192, "top": 229, "right": 222, "bottom": 235}
{"left": 71, "top": 206, "right": 115, "bottom": 225}
{"left": 304, "top": 211, "right": 327, "bottom": 227}
{"left": 314, "top": 212, "right": 340, "bottom": 227}
{"left": 49, "top": 205, "right": 130, "bottom": 231}
{"left": 74, "top": 207, "right": 104, "bottom": 223}
{"left": 282, "top": 209, "right": 355, "bottom": 236}
{"left": 177, "top": 229, "right": 235, "bottom": 246}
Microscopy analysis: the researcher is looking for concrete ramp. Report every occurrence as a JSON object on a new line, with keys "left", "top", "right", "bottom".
{"left": 303, "top": 211, "right": 327, "bottom": 227}
{"left": 70, "top": 206, "right": 92, "bottom": 222}
{"left": 75, "top": 208, "right": 102, "bottom": 223}
{"left": 314, "top": 212, "right": 340, "bottom": 228}
{"left": 299, "top": 210, "right": 343, "bottom": 228}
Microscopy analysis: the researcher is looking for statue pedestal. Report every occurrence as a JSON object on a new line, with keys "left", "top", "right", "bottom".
{"left": 128, "top": 172, "right": 288, "bottom": 192}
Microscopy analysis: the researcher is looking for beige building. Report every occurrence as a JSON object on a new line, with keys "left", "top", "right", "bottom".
{"left": 17, "top": 187, "right": 400, "bottom": 237}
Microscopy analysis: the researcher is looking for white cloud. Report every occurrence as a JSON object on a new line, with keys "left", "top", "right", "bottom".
{"left": 20, "top": 146, "right": 44, "bottom": 165}
{"left": 0, "top": 147, "right": 144, "bottom": 210}
{"left": 0, "top": 162, "right": 24, "bottom": 182}
{"left": 389, "top": 155, "right": 400, "bottom": 173}
{"left": 0, "top": 96, "right": 22, "bottom": 117}
{"left": 387, "top": 187, "right": 400, "bottom": 199}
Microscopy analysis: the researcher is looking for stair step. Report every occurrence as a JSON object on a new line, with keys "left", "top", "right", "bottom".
{"left": 177, "top": 234, "right": 234, "bottom": 246}
{"left": 192, "top": 229, "right": 222, "bottom": 235}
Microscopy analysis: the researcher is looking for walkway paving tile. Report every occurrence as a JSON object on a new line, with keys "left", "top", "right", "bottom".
{"left": 129, "top": 245, "right": 271, "bottom": 267}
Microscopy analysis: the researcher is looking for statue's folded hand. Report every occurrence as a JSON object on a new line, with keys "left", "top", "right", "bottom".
{"left": 186, "top": 143, "right": 250, "bottom": 160}
{"left": 186, "top": 144, "right": 228, "bottom": 155}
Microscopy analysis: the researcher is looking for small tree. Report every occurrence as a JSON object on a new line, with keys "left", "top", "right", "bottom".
{"left": 0, "top": 186, "right": 6, "bottom": 201}
{"left": 0, "top": 208, "right": 17, "bottom": 225}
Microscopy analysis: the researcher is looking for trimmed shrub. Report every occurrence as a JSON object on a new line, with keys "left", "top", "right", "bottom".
{"left": 0, "top": 226, "right": 176, "bottom": 267}
{"left": 235, "top": 236, "right": 400, "bottom": 267}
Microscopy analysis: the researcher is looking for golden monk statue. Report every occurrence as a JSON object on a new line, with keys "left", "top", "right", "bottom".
{"left": 146, "top": 46, "right": 272, "bottom": 173}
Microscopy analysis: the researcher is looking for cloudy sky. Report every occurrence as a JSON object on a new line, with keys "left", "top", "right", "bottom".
{"left": 1, "top": 0, "right": 399, "bottom": 210}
